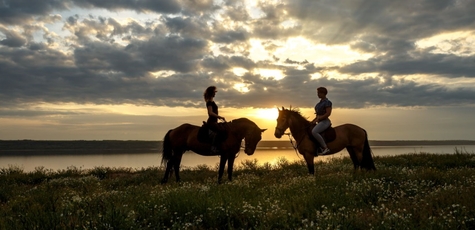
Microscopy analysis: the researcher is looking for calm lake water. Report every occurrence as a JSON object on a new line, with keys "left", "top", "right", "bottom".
{"left": 1, "top": 145, "right": 475, "bottom": 172}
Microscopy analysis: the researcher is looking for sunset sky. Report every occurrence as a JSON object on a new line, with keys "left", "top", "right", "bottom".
{"left": 1, "top": 0, "right": 475, "bottom": 141}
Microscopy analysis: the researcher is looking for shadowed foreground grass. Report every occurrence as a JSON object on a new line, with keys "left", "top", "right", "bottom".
{"left": 1, "top": 152, "right": 475, "bottom": 229}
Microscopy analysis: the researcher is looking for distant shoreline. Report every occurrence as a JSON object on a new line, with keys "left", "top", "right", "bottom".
{"left": 1, "top": 140, "right": 475, "bottom": 156}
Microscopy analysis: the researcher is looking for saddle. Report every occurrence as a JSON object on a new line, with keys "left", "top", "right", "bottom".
{"left": 308, "top": 125, "right": 336, "bottom": 146}
{"left": 197, "top": 121, "right": 228, "bottom": 144}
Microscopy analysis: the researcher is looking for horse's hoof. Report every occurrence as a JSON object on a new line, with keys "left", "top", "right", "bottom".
{"left": 160, "top": 179, "right": 168, "bottom": 184}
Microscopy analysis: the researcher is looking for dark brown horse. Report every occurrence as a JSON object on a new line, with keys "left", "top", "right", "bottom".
{"left": 161, "top": 118, "right": 266, "bottom": 184}
{"left": 274, "top": 107, "right": 376, "bottom": 174}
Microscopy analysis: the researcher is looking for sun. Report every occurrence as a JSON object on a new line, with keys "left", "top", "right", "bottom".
{"left": 254, "top": 108, "right": 279, "bottom": 121}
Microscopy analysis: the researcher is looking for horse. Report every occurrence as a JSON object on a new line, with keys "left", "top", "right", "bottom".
{"left": 274, "top": 107, "right": 376, "bottom": 174}
{"left": 160, "top": 118, "right": 266, "bottom": 184}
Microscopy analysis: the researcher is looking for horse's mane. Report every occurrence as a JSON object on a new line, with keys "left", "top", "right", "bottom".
{"left": 282, "top": 107, "right": 310, "bottom": 122}
{"left": 230, "top": 117, "right": 256, "bottom": 126}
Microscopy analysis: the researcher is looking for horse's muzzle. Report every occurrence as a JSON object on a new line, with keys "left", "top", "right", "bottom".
{"left": 274, "top": 127, "right": 284, "bottom": 138}
{"left": 244, "top": 147, "right": 255, "bottom": 155}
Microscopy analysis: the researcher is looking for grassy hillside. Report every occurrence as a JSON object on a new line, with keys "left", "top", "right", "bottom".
{"left": 1, "top": 152, "right": 475, "bottom": 229}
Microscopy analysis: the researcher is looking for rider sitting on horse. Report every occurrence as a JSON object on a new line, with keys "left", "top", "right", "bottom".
{"left": 311, "top": 87, "right": 332, "bottom": 155}
{"left": 204, "top": 86, "right": 226, "bottom": 154}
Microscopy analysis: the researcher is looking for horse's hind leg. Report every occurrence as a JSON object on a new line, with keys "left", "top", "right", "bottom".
{"left": 173, "top": 152, "right": 183, "bottom": 182}
{"left": 218, "top": 155, "right": 228, "bottom": 184}
{"left": 346, "top": 147, "right": 360, "bottom": 170}
{"left": 161, "top": 160, "right": 173, "bottom": 184}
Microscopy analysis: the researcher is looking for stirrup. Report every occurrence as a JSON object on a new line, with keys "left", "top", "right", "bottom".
{"left": 321, "top": 148, "right": 330, "bottom": 155}
{"left": 316, "top": 147, "right": 330, "bottom": 156}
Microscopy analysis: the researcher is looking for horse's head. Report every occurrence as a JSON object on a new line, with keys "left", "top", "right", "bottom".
{"left": 229, "top": 118, "right": 266, "bottom": 155}
{"left": 243, "top": 127, "right": 267, "bottom": 155}
{"left": 274, "top": 107, "right": 291, "bottom": 138}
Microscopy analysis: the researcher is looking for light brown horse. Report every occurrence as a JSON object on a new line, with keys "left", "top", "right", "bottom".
{"left": 274, "top": 107, "right": 376, "bottom": 174}
{"left": 161, "top": 118, "right": 266, "bottom": 184}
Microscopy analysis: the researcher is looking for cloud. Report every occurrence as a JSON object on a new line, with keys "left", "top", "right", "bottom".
{"left": 0, "top": 27, "right": 26, "bottom": 47}
{"left": 0, "top": 0, "right": 69, "bottom": 25}
{"left": 0, "top": 0, "right": 475, "bottom": 113}
{"left": 72, "top": 0, "right": 182, "bottom": 14}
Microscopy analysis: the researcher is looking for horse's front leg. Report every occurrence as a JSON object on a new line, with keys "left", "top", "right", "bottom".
{"left": 227, "top": 154, "right": 236, "bottom": 182}
{"left": 303, "top": 152, "right": 315, "bottom": 175}
{"left": 161, "top": 159, "right": 173, "bottom": 184}
{"left": 218, "top": 154, "right": 228, "bottom": 184}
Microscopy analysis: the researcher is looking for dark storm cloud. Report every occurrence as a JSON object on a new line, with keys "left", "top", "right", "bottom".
{"left": 0, "top": 0, "right": 69, "bottom": 25}
{"left": 201, "top": 55, "right": 256, "bottom": 73}
{"left": 133, "top": 35, "right": 208, "bottom": 73}
{"left": 0, "top": 0, "right": 475, "bottom": 112}
{"left": 340, "top": 52, "right": 475, "bottom": 78}
{"left": 282, "top": 0, "right": 475, "bottom": 46}
{"left": 0, "top": 27, "right": 26, "bottom": 47}
{"left": 163, "top": 16, "right": 210, "bottom": 39}
{"left": 72, "top": 0, "right": 181, "bottom": 14}
{"left": 212, "top": 29, "right": 248, "bottom": 44}
{"left": 201, "top": 56, "right": 230, "bottom": 72}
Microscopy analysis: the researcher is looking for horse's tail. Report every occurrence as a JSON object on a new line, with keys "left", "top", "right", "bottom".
{"left": 161, "top": 129, "right": 173, "bottom": 166}
{"left": 362, "top": 129, "right": 376, "bottom": 170}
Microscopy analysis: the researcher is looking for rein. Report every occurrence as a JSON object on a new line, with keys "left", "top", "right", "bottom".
{"left": 276, "top": 112, "right": 312, "bottom": 158}
{"left": 284, "top": 132, "right": 300, "bottom": 157}
{"left": 284, "top": 126, "right": 309, "bottom": 158}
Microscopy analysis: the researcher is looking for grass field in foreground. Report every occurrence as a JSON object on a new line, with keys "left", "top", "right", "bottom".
{"left": 1, "top": 151, "right": 475, "bottom": 229}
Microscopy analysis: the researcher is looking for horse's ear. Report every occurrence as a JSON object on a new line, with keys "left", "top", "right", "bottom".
{"left": 277, "top": 107, "right": 280, "bottom": 111}
{"left": 281, "top": 106, "right": 285, "bottom": 110}
{"left": 261, "top": 129, "right": 267, "bottom": 132}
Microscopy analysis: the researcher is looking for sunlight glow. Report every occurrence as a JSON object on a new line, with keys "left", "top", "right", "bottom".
{"left": 150, "top": 70, "right": 176, "bottom": 78}
{"left": 415, "top": 30, "right": 475, "bottom": 56}
{"left": 245, "top": 0, "right": 266, "bottom": 19}
{"left": 32, "top": 102, "right": 204, "bottom": 116}
{"left": 273, "top": 37, "right": 373, "bottom": 66}
{"left": 254, "top": 108, "right": 279, "bottom": 121}
{"left": 310, "top": 72, "right": 323, "bottom": 80}
{"left": 233, "top": 67, "right": 249, "bottom": 76}
{"left": 233, "top": 83, "right": 250, "bottom": 93}
{"left": 249, "top": 39, "right": 272, "bottom": 61}
{"left": 253, "top": 68, "right": 285, "bottom": 80}
{"left": 281, "top": 19, "right": 298, "bottom": 29}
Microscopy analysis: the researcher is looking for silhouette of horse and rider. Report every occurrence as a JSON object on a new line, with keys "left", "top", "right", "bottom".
{"left": 160, "top": 86, "right": 375, "bottom": 184}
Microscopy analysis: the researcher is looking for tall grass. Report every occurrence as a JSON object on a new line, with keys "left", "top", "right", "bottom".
{"left": 1, "top": 153, "right": 475, "bottom": 229}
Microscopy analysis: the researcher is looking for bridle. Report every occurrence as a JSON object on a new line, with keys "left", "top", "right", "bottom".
{"left": 275, "top": 126, "right": 286, "bottom": 136}
{"left": 240, "top": 129, "right": 260, "bottom": 156}
{"left": 276, "top": 111, "right": 311, "bottom": 156}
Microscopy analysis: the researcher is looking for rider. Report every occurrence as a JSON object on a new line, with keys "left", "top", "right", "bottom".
{"left": 311, "top": 87, "right": 332, "bottom": 155}
{"left": 204, "top": 86, "right": 226, "bottom": 154}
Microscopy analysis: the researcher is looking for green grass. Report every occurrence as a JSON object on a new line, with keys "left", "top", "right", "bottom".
{"left": 1, "top": 152, "right": 475, "bottom": 229}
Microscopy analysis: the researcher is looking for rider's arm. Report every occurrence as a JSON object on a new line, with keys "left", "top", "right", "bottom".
{"left": 311, "top": 117, "right": 318, "bottom": 124}
{"left": 207, "top": 106, "right": 224, "bottom": 120}
{"left": 317, "top": 107, "right": 332, "bottom": 122}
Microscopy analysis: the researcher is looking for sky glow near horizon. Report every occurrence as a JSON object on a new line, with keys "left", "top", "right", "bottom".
{"left": 1, "top": 0, "right": 475, "bottom": 141}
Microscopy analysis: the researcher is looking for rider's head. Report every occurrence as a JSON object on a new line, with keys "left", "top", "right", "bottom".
{"left": 317, "top": 87, "right": 328, "bottom": 95}
{"left": 204, "top": 86, "right": 217, "bottom": 101}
